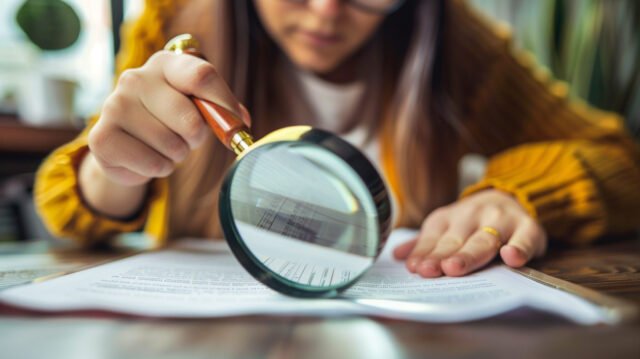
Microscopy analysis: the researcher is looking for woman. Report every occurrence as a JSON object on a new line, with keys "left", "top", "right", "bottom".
{"left": 35, "top": 0, "right": 640, "bottom": 278}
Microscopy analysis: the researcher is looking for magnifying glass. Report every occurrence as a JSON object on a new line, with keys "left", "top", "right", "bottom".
{"left": 165, "top": 34, "right": 392, "bottom": 298}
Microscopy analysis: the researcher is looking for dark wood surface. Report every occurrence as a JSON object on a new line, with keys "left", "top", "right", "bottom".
{"left": 0, "top": 115, "right": 81, "bottom": 154}
{"left": 530, "top": 237, "right": 640, "bottom": 304}
{"left": 0, "top": 115, "right": 81, "bottom": 181}
{"left": 0, "top": 237, "right": 639, "bottom": 359}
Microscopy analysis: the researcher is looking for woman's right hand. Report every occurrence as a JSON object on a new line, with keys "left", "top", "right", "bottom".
{"left": 87, "top": 50, "right": 249, "bottom": 186}
{"left": 79, "top": 50, "right": 249, "bottom": 219}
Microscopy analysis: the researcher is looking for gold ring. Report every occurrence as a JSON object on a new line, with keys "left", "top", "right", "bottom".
{"left": 481, "top": 226, "right": 503, "bottom": 246}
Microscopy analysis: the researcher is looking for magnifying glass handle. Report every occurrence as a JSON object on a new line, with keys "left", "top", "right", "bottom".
{"left": 164, "top": 34, "right": 254, "bottom": 155}
{"left": 193, "top": 97, "right": 254, "bottom": 155}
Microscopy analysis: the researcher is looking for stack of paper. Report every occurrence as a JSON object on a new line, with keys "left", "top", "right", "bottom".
{"left": 0, "top": 230, "right": 624, "bottom": 324}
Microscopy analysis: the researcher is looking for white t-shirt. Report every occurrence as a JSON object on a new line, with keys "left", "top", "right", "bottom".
{"left": 294, "top": 67, "right": 380, "bottom": 169}
{"left": 293, "top": 68, "right": 398, "bottom": 226}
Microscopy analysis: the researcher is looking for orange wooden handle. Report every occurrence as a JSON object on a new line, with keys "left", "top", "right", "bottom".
{"left": 193, "top": 98, "right": 248, "bottom": 149}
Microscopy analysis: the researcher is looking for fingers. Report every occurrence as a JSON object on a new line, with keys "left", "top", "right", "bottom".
{"left": 88, "top": 121, "right": 174, "bottom": 185}
{"left": 398, "top": 209, "right": 448, "bottom": 270}
{"left": 413, "top": 219, "right": 477, "bottom": 277}
{"left": 136, "top": 78, "right": 209, "bottom": 150}
{"left": 440, "top": 205, "right": 516, "bottom": 276}
{"left": 441, "top": 222, "right": 513, "bottom": 277}
{"left": 399, "top": 190, "right": 549, "bottom": 279}
{"left": 117, "top": 68, "right": 210, "bottom": 151}
{"left": 394, "top": 209, "right": 448, "bottom": 261}
{"left": 392, "top": 238, "right": 417, "bottom": 260}
{"left": 102, "top": 90, "right": 191, "bottom": 166}
{"left": 405, "top": 208, "right": 479, "bottom": 277}
{"left": 157, "top": 51, "right": 245, "bottom": 122}
{"left": 500, "top": 219, "right": 547, "bottom": 268}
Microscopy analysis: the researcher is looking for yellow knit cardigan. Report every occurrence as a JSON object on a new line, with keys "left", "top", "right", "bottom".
{"left": 34, "top": 0, "right": 640, "bottom": 247}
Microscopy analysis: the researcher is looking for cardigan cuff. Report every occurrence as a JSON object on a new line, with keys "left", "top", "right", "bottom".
{"left": 34, "top": 139, "right": 156, "bottom": 246}
{"left": 460, "top": 142, "right": 608, "bottom": 244}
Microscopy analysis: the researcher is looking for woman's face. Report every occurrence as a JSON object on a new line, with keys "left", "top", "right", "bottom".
{"left": 253, "top": 0, "right": 386, "bottom": 75}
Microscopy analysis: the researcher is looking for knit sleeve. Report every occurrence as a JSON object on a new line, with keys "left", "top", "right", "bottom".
{"left": 33, "top": 0, "right": 182, "bottom": 246}
{"left": 34, "top": 121, "right": 170, "bottom": 247}
{"left": 447, "top": 0, "right": 640, "bottom": 243}
{"left": 114, "top": 0, "right": 186, "bottom": 76}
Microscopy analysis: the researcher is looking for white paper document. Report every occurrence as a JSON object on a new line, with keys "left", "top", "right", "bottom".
{"left": 0, "top": 230, "right": 615, "bottom": 324}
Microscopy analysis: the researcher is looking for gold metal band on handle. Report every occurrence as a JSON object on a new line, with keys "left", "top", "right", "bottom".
{"left": 164, "top": 34, "right": 200, "bottom": 53}
{"left": 230, "top": 130, "right": 254, "bottom": 155}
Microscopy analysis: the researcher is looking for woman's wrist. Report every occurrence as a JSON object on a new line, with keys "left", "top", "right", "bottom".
{"left": 78, "top": 151, "right": 149, "bottom": 220}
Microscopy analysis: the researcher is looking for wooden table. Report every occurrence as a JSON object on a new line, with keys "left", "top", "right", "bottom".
{"left": 0, "top": 237, "right": 639, "bottom": 359}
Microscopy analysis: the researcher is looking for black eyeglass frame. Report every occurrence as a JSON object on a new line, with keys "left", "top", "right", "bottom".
{"left": 284, "top": 0, "right": 406, "bottom": 15}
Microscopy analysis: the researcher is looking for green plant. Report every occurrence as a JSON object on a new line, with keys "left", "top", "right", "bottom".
{"left": 16, "top": 0, "right": 82, "bottom": 51}
{"left": 471, "top": 0, "right": 640, "bottom": 138}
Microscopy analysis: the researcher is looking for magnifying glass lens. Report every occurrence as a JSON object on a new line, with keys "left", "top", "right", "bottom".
{"left": 222, "top": 140, "right": 382, "bottom": 296}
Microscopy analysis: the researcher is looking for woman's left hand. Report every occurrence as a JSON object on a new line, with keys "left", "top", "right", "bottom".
{"left": 393, "top": 189, "right": 547, "bottom": 277}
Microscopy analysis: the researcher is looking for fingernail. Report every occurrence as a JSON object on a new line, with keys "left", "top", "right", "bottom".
{"left": 503, "top": 245, "right": 529, "bottom": 268}
{"left": 508, "top": 245, "right": 528, "bottom": 260}
{"left": 239, "top": 103, "right": 252, "bottom": 127}
{"left": 191, "top": 129, "right": 208, "bottom": 149}
{"left": 447, "top": 257, "right": 466, "bottom": 271}
{"left": 407, "top": 258, "right": 420, "bottom": 272}
{"left": 417, "top": 260, "right": 441, "bottom": 277}
{"left": 159, "top": 164, "right": 173, "bottom": 177}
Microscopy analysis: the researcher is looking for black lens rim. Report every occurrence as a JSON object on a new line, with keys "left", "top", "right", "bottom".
{"left": 283, "top": 0, "right": 406, "bottom": 15}
{"left": 219, "top": 127, "right": 392, "bottom": 298}
{"left": 349, "top": 0, "right": 406, "bottom": 15}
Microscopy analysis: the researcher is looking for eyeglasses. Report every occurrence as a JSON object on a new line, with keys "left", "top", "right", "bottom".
{"left": 283, "top": 0, "right": 405, "bottom": 15}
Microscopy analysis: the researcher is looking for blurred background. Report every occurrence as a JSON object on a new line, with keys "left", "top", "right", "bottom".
{"left": 0, "top": 0, "right": 638, "bottom": 245}
{"left": 472, "top": 0, "right": 640, "bottom": 136}
{"left": 0, "top": 0, "right": 141, "bottom": 245}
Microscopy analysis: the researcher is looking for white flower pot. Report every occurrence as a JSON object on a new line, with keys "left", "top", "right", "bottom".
{"left": 17, "top": 73, "right": 76, "bottom": 127}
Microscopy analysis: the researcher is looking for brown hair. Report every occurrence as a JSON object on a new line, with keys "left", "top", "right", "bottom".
{"left": 155, "top": 0, "right": 461, "bottom": 238}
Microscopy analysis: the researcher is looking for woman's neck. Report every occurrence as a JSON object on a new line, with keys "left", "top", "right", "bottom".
{"left": 316, "top": 54, "right": 360, "bottom": 84}
{"left": 315, "top": 42, "right": 375, "bottom": 84}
